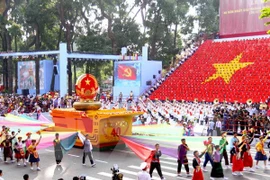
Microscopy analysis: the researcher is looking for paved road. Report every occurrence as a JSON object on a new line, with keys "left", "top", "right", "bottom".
{"left": 1, "top": 143, "right": 270, "bottom": 180}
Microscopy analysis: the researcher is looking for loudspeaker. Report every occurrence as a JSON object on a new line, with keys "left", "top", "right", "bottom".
{"left": 53, "top": 65, "right": 58, "bottom": 75}
{"left": 146, "top": 81, "right": 152, "bottom": 86}
{"left": 153, "top": 75, "right": 156, "bottom": 79}
{"left": 22, "top": 89, "right": 29, "bottom": 96}
{"left": 158, "top": 70, "right": 161, "bottom": 74}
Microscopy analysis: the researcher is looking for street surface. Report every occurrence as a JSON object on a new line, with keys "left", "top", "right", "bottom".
{"left": 1, "top": 143, "right": 270, "bottom": 180}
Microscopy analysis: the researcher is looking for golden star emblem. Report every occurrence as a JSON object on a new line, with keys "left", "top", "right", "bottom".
{"left": 202, "top": 53, "right": 254, "bottom": 84}
{"left": 85, "top": 79, "right": 91, "bottom": 85}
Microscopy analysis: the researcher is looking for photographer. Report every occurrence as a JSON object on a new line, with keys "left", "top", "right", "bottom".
{"left": 111, "top": 164, "right": 123, "bottom": 180}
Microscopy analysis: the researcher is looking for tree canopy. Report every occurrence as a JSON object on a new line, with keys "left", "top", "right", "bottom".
{"left": 0, "top": 0, "right": 219, "bottom": 92}
{"left": 260, "top": 0, "right": 270, "bottom": 34}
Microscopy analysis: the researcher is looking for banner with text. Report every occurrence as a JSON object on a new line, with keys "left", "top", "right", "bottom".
{"left": 220, "top": 0, "right": 270, "bottom": 37}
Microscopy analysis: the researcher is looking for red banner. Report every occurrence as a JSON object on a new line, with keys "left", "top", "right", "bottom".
{"left": 117, "top": 65, "right": 136, "bottom": 80}
{"left": 120, "top": 136, "right": 154, "bottom": 165}
{"left": 220, "top": 0, "right": 270, "bottom": 38}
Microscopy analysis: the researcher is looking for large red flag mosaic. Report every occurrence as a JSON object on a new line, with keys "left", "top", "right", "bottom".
{"left": 150, "top": 39, "right": 270, "bottom": 103}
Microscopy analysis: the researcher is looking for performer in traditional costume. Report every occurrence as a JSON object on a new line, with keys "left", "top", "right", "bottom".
{"left": 1, "top": 134, "right": 15, "bottom": 163}
{"left": 241, "top": 135, "right": 254, "bottom": 172}
{"left": 210, "top": 145, "right": 228, "bottom": 180}
{"left": 27, "top": 134, "right": 42, "bottom": 171}
{"left": 230, "top": 140, "right": 244, "bottom": 176}
{"left": 0, "top": 126, "right": 6, "bottom": 160}
{"left": 255, "top": 134, "right": 269, "bottom": 169}
{"left": 177, "top": 138, "right": 192, "bottom": 177}
{"left": 192, "top": 150, "right": 206, "bottom": 180}
{"left": 202, "top": 137, "right": 214, "bottom": 172}
{"left": 229, "top": 132, "right": 239, "bottom": 164}
{"left": 53, "top": 133, "right": 63, "bottom": 165}
{"left": 149, "top": 144, "right": 165, "bottom": 180}
{"left": 14, "top": 137, "right": 26, "bottom": 166}
{"left": 219, "top": 132, "right": 229, "bottom": 169}
{"left": 24, "top": 132, "right": 32, "bottom": 162}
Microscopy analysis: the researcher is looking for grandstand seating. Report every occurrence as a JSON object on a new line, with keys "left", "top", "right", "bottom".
{"left": 150, "top": 38, "right": 270, "bottom": 103}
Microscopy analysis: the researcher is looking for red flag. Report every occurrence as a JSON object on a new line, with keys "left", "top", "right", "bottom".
{"left": 118, "top": 65, "right": 136, "bottom": 80}
{"left": 150, "top": 40, "right": 270, "bottom": 103}
{"left": 120, "top": 136, "right": 154, "bottom": 166}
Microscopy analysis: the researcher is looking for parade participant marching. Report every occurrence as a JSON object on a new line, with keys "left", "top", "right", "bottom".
{"left": 241, "top": 135, "right": 254, "bottom": 172}
{"left": 229, "top": 132, "right": 238, "bottom": 164}
{"left": 27, "top": 133, "right": 42, "bottom": 171}
{"left": 192, "top": 150, "right": 206, "bottom": 180}
{"left": 82, "top": 134, "right": 96, "bottom": 167}
{"left": 24, "top": 132, "right": 32, "bottom": 163}
{"left": 255, "top": 134, "right": 269, "bottom": 169}
{"left": 0, "top": 126, "right": 7, "bottom": 160}
{"left": 149, "top": 144, "right": 165, "bottom": 180}
{"left": 230, "top": 140, "right": 244, "bottom": 176}
{"left": 202, "top": 137, "right": 214, "bottom": 171}
{"left": 210, "top": 145, "right": 228, "bottom": 180}
{"left": 54, "top": 133, "right": 63, "bottom": 165}
{"left": 14, "top": 137, "right": 26, "bottom": 166}
{"left": 1, "top": 134, "right": 15, "bottom": 163}
{"left": 177, "top": 138, "right": 192, "bottom": 177}
{"left": 219, "top": 132, "right": 229, "bottom": 169}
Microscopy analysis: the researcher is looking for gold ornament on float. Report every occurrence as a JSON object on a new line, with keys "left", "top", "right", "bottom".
{"left": 73, "top": 74, "right": 101, "bottom": 110}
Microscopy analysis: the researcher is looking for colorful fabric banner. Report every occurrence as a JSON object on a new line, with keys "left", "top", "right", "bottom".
{"left": 120, "top": 136, "right": 154, "bottom": 164}
{"left": 121, "top": 136, "right": 233, "bottom": 159}
{"left": 4, "top": 114, "right": 52, "bottom": 126}
{"left": 60, "top": 132, "right": 78, "bottom": 154}
{"left": 36, "top": 132, "right": 78, "bottom": 150}
{"left": 38, "top": 114, "right": 52, "bottom": 123}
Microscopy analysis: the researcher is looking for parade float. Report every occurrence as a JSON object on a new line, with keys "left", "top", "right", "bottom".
{"left": 49, "top": 74, "right": 143, "bottom": 150}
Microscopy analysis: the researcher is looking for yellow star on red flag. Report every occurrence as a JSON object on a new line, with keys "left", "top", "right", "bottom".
{"left": 202, "top": 53, "right": 254, "bottom": 84}
{"left": 85, "top": 79, "right": 91, "bottom": 85}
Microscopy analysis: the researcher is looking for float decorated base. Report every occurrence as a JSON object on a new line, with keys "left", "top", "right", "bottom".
{"left": 50, "top": 108, "right": 143, "bottom": 150}
{"left": 73, "top": 101, "right": 102, "bottom": 111}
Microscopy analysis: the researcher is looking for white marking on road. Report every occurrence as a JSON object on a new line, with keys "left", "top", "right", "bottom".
{"left": 159, "top": 156, "right": 177, "bottom": 161}
{"left": 97, "top": 172, "right": 135, "bottom": 180}
{"left": 45, "top": 149, "right": 54, "bottom": 152}
{"left": 85, "top": 176, "right": 102, "bottom": 180}
{"left": 127, "top": 165, "right": 181, "bottom": 179}
{"left": 244, "top": 170, "right": 270, "bottom": 178}
{"left": 95, "top": 159, "right": 108, "bottom": 163}
{"left": 160, "top": 160, "right": 177, "bottom": 166}
{"left": 68, "top": 154, "right": 80, "bottom": 158}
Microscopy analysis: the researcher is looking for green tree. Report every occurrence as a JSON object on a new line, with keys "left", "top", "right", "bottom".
{"left": 194, "top": 0, "right": 219, "bottom": 35}
{"left": 96, "top": 0, "right": 142, "bottom": 54}
{"left": 260, "top": 0, "right": 270, "bottom": 34}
